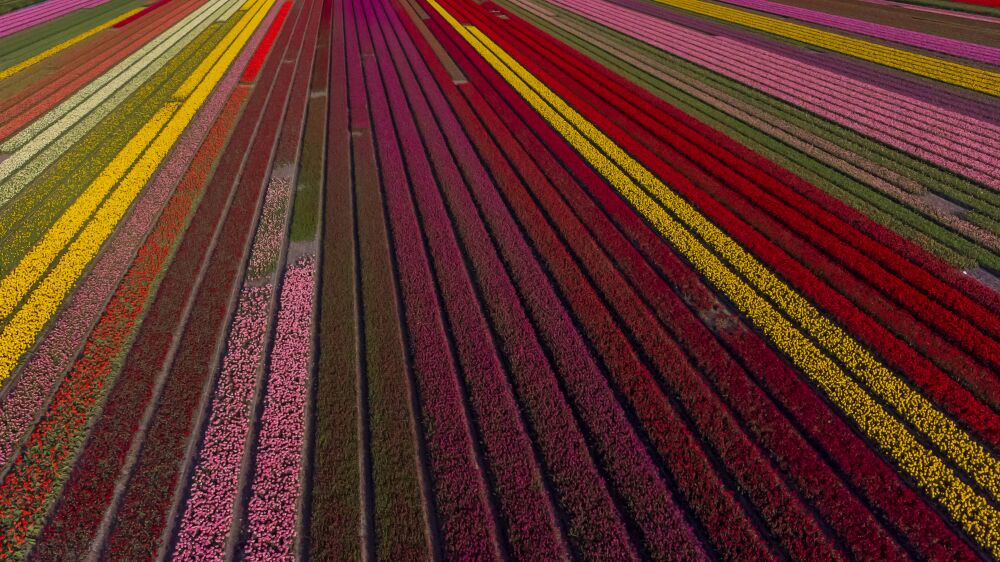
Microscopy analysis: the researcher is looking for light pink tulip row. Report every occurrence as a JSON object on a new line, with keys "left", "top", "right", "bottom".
{"left": 554, "top": 0, "right": 1000, "bottom": 188}
{"left": 246, "top": 176, "right": 291, "bottom": 280}
{"left": 0, "top": 0, "right": 282, "bottom": 470}
{"left": 243, "top": 255, "right": 315, "bottom": 561}
{"left": 172, "top": 285, "right": 270, "bottom": 562}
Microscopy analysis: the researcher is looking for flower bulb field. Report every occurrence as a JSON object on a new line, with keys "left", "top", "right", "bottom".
{"left": 0, "top": 0, "right": 998, "bottom": 557}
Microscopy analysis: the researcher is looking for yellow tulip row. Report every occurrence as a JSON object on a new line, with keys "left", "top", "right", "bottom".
{"left": 0, "top": 112, "right": 168, "bottom": 322}
{"left": 0, "top": 9, "right": 144, "bottom": 82}
{"left": 653, "top": 0, "right": 1000, "bottom": 97}
{"left": 422, "top": 0, "right": 1000, "bottom": 553}
{"left": 0, "top": 0, "right": 275, "bottom": 384}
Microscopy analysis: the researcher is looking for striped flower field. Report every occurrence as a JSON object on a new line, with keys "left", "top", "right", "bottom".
{"left": 0, "top": 0, "right": 998, "bottom": 556}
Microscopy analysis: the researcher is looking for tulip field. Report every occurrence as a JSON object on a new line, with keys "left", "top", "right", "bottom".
{"left": 0, "top": 0, "right": 998, "bottom": 556}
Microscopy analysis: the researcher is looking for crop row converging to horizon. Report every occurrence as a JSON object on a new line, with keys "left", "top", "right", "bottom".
{"left": 0, "top": 0, "right": 998, "bottom": 558}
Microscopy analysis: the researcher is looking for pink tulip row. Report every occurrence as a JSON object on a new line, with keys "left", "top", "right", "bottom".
{"left": 718, "top": 0, "right": 1000, "bottom": 65}
{"left": 172, "top": 285, "right": 271, "bottom": 562}
{"left": 243, "top": 255, "right": 315, "bottom": 561}
{"left": 246, "top": 176, "right": 291, "bottom": 280}
{"left": 553, "top": 0, "right": 1000, "bottom": 188}
{"left": 0, "top": 0, "right": 109, "bottom": 37}
{"left": 0, "top": 24, "right": 258, "bottom": 469}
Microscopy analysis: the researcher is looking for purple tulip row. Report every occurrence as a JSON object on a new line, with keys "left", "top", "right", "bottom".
{"left": 242, "top": 255, "right": 315, "bottom": 561}
{"left": 246, "top": 176, "right": 292, "bottom": 280}
{"left": 172, "top": 285, "right": 271, "bottom": 562}
{"left": 718, "top": 0, "right": 1000, "bottom": 65}
{"left": 554, "top": 0, "right": 1000, "bottom": 188}
{"left": 0, "top": 24, "right": 261, "bottom": 469}
{"left": 0, "top": 0, "right": 110, "bottom": 37}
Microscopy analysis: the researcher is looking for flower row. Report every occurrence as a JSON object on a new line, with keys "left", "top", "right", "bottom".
{"left": 241, "top": 1, "right": 291, "bottom": 82}
{"left": 247, "top": 176, "right": 292, "bottom": 280}
{"left": 243, "top": 255, "right": 316, "bottom": 560}
{"left": 172, "top": 285, "right": 271, "bottom": 561}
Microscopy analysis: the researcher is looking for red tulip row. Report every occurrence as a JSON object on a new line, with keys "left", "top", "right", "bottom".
{"left": 462, "top": 1, "right": 1000, "bottom": 446}
{"left": 418, "top": 0, "right": 977, "bottom": 558}
{"left": 241, "top": 1, "right": 291, "bottom": 82}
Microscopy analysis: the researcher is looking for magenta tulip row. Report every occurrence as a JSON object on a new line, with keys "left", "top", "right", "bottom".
{"left": 0, "top": 0, "right": 110, "bottom": 37}
{"left": 0, "top": 17, "right": 266, "bottom": 469}
{"left": 718, "top": 0, "right": 1000, "bottom": 65}
{"left": 553, "top": 0, "right": 1000, "bottom": 188}
{"left": 242, "top": 255, "right": 315, "bottom": 561}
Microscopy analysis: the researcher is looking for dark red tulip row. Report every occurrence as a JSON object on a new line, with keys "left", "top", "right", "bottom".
{"left": 342, "top": 0, "right": 434, "bottom": 556}
{"left": 113, "top": 0, "right": 174, "bottom": 28}
{"left": 308, "top": 0, "right": 365, "bottom": 556}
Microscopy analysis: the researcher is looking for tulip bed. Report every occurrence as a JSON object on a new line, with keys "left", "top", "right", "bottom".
{"left": 0, "top": 0, "right": 998, "bottom": 558}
